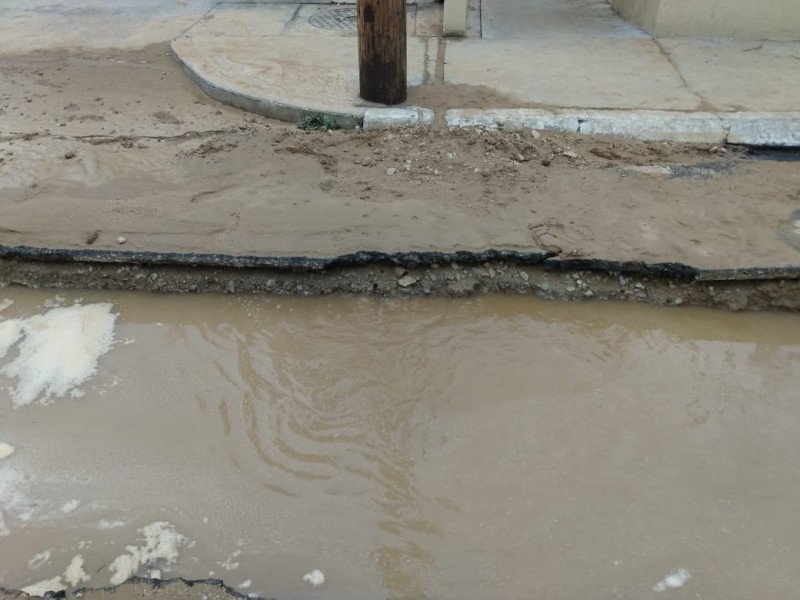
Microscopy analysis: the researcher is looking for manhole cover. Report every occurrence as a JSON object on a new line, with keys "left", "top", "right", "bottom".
{"left": 309, "top": 7, "right": 358, "bottom": 30}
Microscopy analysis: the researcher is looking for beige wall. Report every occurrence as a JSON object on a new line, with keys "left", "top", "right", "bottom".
{"left": 611, "top": 0, "right": 800, "bottom": 39}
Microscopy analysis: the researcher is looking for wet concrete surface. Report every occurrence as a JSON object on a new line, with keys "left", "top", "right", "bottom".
{"left": 2, "top": 288, "right": 800, "bottom": 599}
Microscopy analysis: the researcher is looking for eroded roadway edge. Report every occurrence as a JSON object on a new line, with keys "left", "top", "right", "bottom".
{"left": 2, "top": 245, "right": 800, "bottom": 311}
{"left": 1, "top": 577, "right": 253, "bottom": 600}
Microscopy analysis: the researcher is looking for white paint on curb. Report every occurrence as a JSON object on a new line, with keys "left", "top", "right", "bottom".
{"left": 363, "top": 107, "right": 435, "bottom": 129}
{"left": 721, "top": 112, "right": 800, "bottom": 147}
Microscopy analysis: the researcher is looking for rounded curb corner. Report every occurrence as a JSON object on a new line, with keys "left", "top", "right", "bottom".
{"left": 170, "top": 37, "right": 365, "bottom": 129}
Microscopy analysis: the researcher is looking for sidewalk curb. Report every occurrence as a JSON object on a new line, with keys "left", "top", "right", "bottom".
{"left": 445, "top": 109, "right": 800, "bottom": 146}
{"left": 364, "top": 107, "right": 435, "bottom": 129}
{"left": 171, "top": 36, "right": 800, "bottom": 145}
{"left": 721, "top": 113, "right": 800, "bottom": 146}
{"left": 170, "top": 37, "right": 366, "bottom": 129}
{"left": 444, "top": 108, "right": 725, "bottom": 143}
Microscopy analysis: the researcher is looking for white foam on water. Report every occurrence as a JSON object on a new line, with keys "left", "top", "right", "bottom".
{"left": 0, "top": 303, "right": 117, "bottom": 406}
{"left": 303, "top": 569, "right": 325, "bottom": 587}
{"left": 653, "top": 567, "right": 691, "bottom": 592}
{"left": 0, "top": 509, "right": 8, "bottom": 537}
{"left": 0, "top": 299, "right": 12, "bottom": 312}
{"left": 63, "top": 555, "right": 91, "bottom": 587}
{"left": 61, "top": 499, "right": 81, "bottom": 514}
{"left": 220, "top": 548, "right": 241, "bottom": 571}
{"left": 28, "top": 550, "right": 52, "bottom": 570}
{"left": 22, "top": 555, "right": 90, "bottom": 596}
{"left": 108, "top": 521, "right": 189, "bottom": 586}
{"left": 21, "top": 575, "right": 66, "bottom": 597}
{"left": 238, "top": 580, "right": 251, "bottom": 589}
{"left": 98, "top": 519, "right": 125, "bottom": 529}
{"left": 0, "top": 442, "right": 14, "bottom": 460}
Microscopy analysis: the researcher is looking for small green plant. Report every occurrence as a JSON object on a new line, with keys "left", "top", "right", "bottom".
{"left": 297, "top": 113, "right": 341, "bottom": 131}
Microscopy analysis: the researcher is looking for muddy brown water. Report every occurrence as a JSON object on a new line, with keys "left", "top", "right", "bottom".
{"left": 1, "top": 287, "right": 800, "bottom": 599}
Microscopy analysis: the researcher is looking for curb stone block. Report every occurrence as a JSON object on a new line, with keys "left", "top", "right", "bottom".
{"left": 446, "top": 108, "right": 800, "bottom": 146}
{"left": 580, "top": 110, "right": 725, "bottom": 143}
{"left": 445, "top": 109, "right": 582, "bottom": 133}
{"left": 363, "top": 107, "right": 435, "bottom": 129}
{"left": 721, "top": 113, "right": 800, "bottom": 147}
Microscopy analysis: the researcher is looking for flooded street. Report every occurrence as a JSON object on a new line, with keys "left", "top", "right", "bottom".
{"left": 2, "top": 288, "right": 800, "bottom": 599}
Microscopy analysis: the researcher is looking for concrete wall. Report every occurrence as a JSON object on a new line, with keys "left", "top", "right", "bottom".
{"left": 611, "top": 0, "right": 800, "bottom": 39}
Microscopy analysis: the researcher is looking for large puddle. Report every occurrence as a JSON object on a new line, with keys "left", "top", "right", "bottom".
{"left": 1, "top": 288, "right": 800, "bottom": 599}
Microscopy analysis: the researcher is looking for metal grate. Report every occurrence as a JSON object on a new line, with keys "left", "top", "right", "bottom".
{"left": 308, "top": 7, "right": 358, "bottom": 30}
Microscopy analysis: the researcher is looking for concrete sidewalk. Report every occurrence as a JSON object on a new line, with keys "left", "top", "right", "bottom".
{"left": 171, "top": 0, "right": 800, "bottom": 145}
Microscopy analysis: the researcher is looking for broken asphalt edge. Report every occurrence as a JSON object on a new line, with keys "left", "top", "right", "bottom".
{"left": 2, "top": 245, "right": 800, "bottom": 283}
{"left": 1, "top": 576, "right": 253, "bottom": 600}
{"left": 169, "top": 38, "right": 800, "bottom": 145}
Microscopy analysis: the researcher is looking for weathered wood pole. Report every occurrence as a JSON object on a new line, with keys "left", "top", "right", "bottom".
{"left": 357, "top": 0, "right": 407, "bottom": 105}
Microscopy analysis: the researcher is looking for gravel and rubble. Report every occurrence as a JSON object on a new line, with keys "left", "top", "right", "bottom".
{"left": 2, "top": 257, "right": 798, "bottom": 312}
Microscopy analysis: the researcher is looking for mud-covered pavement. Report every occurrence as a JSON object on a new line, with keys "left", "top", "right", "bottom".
{"left": 2, "top": 44, "right": 800, "bottom": 310}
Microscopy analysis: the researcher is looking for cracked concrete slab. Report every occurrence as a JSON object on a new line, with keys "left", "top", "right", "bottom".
{"left": 184, "top": 3, "right": 299, "bottom": 37}
{"left": 444, "top": 38, "right": 701, "bottom": 110}
{"left": 658, "top": 39, "right": 800, "bottom": 112}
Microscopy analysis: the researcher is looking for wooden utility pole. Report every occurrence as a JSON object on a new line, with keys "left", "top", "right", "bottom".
{"left": 357, "top": 0, "right": 407, "bottom": 105}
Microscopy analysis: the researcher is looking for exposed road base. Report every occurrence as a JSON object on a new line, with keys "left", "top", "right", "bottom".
{"left": 2, "top": 254, "right": 799, "bottom": 312}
